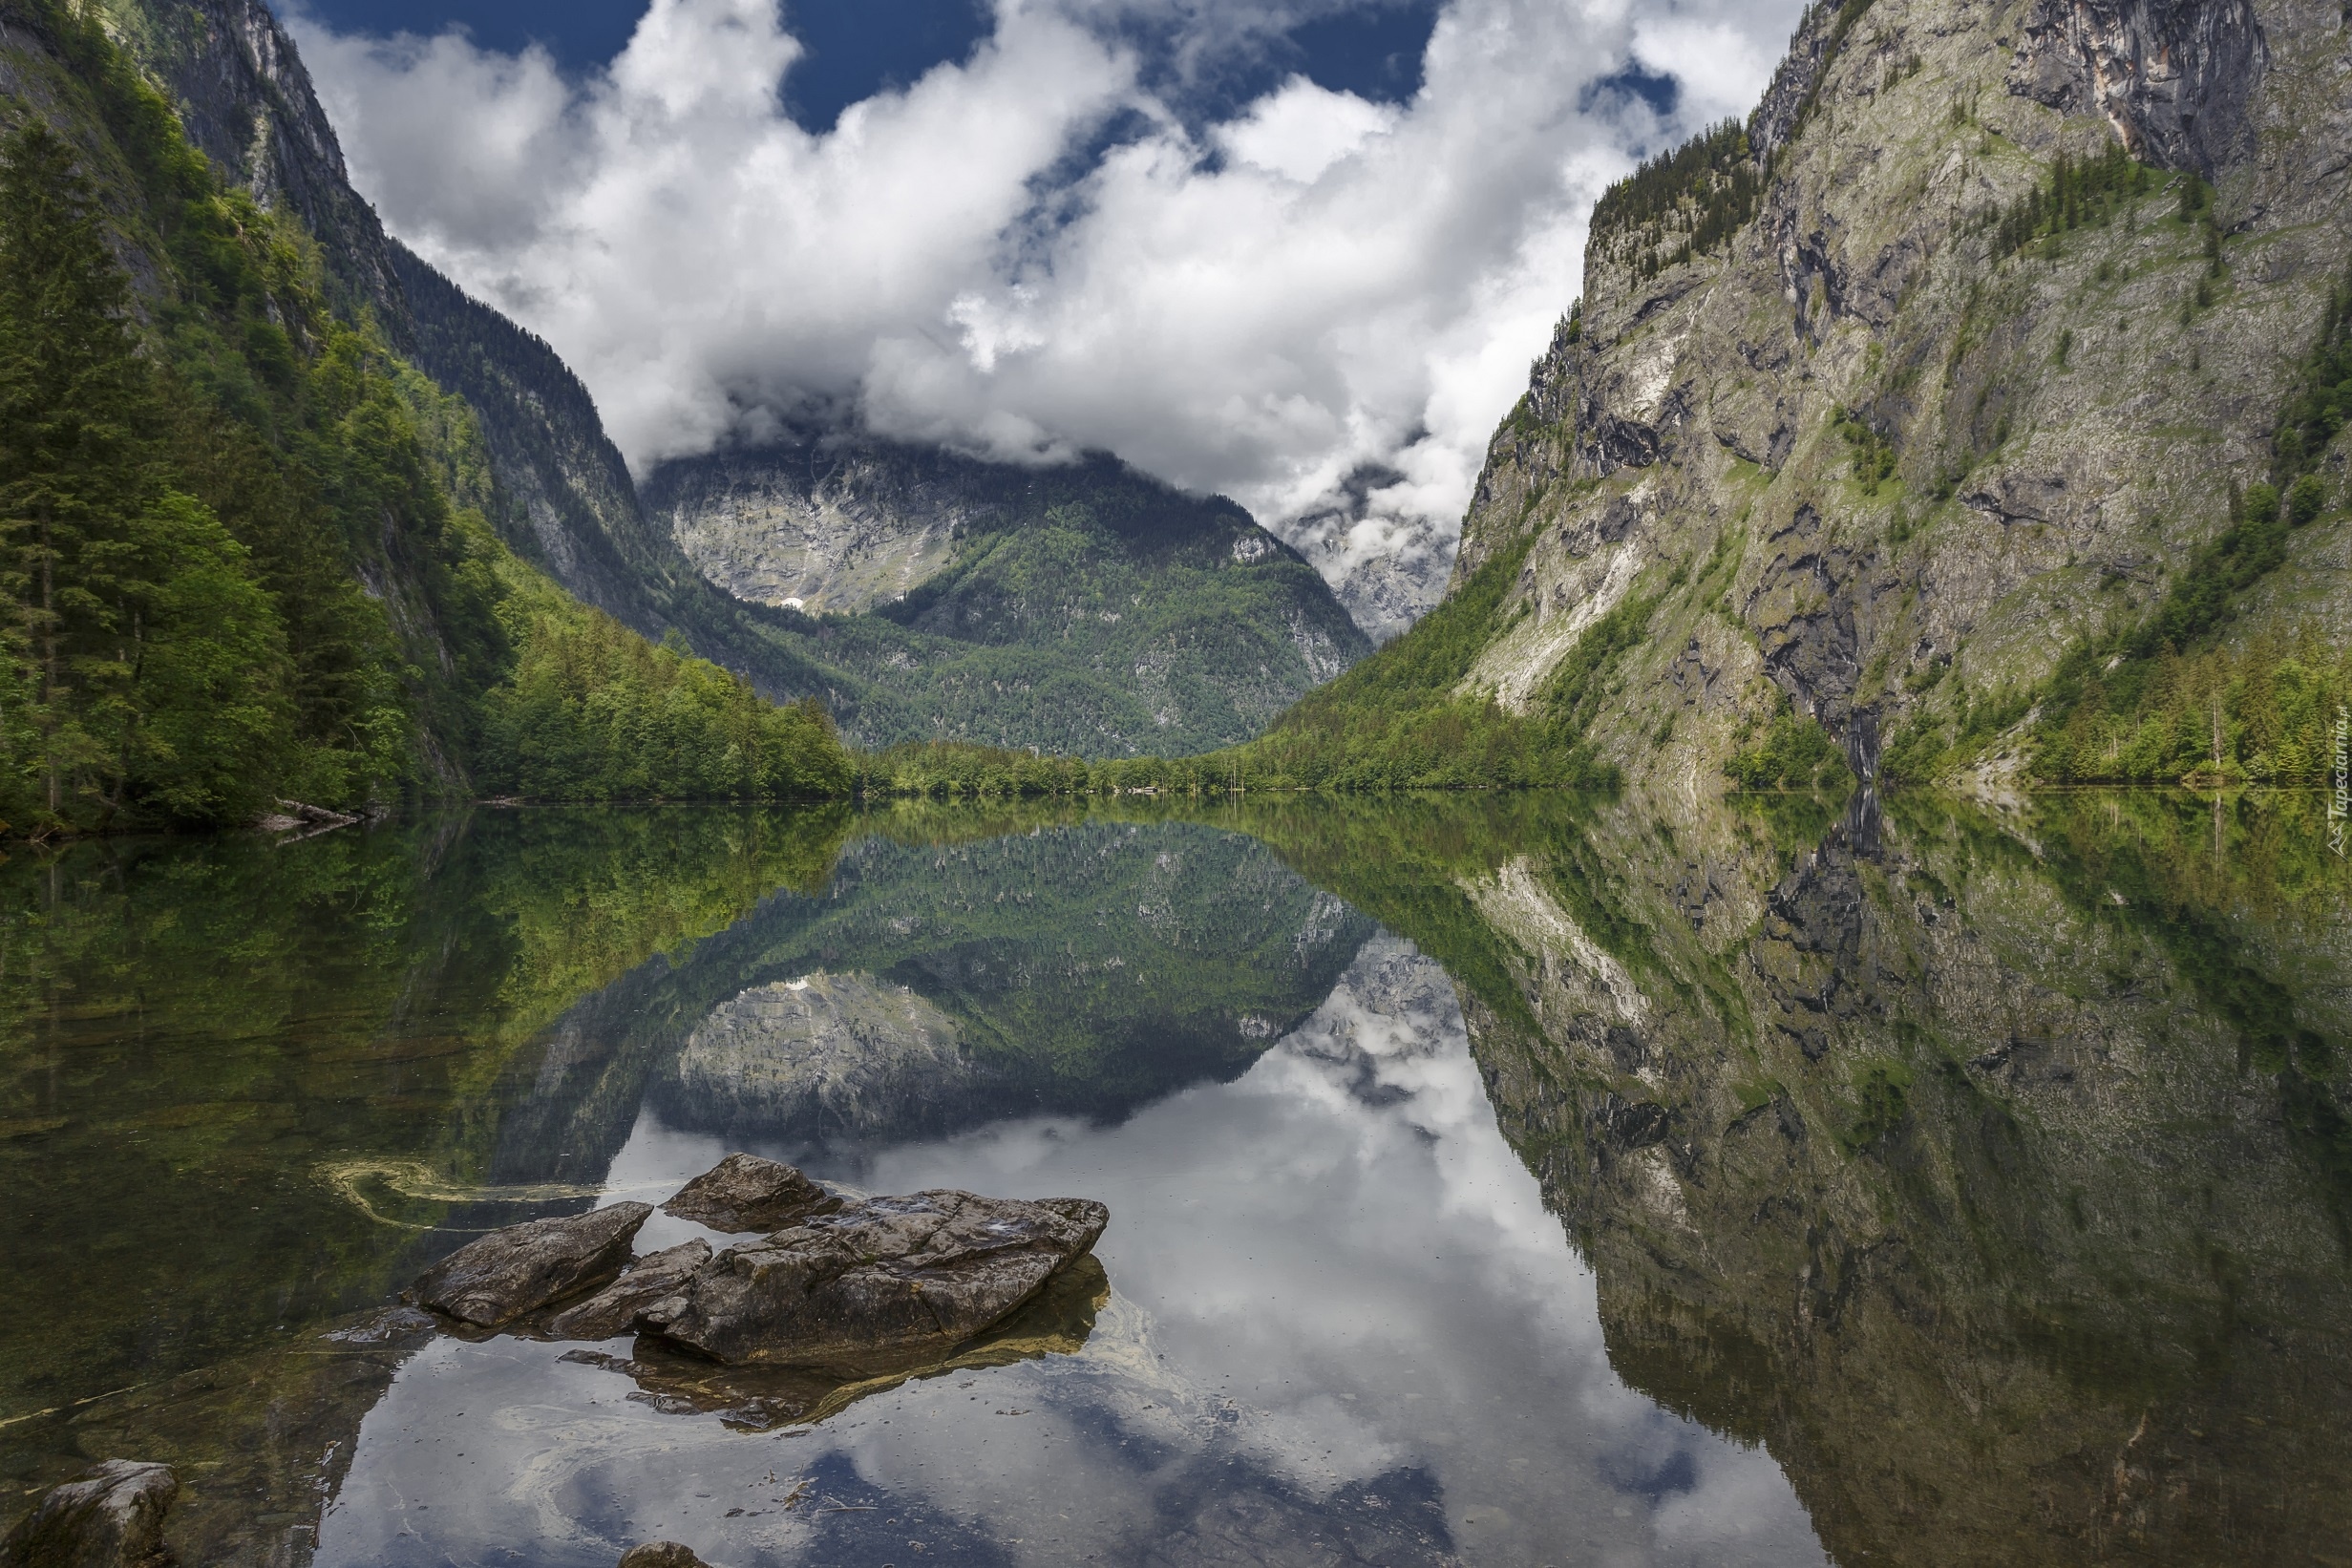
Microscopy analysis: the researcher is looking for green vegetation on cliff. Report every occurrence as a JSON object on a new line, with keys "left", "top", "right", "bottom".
{"left": 1209, "top": 532, "right": 1638, "bottom": 790}
{"left": 646, "top": 445, "right": 1372, "bottom": 758}
{"left": 0, "top": 1, "right": 851, "bottom": 830}
{"left": 2029, "top": 626, "right": 2351, "bottom": 787}
{"left": 2003, "top": 277, "right": 2351, "bottom": 787}
{"left": 1220, "top": 534, "right": 1556, "bottom": 788}
{"left": 1984, "top": 142, "right": 2161, "bottom": 261}
{"left": 1589, "top": 118, "right": 1760, "bottom": 281}
{"left": 1726, "top": 704, "right": 1851, "bottom": 790}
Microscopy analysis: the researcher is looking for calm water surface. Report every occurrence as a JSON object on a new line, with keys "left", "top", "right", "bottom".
{"left": 3, "top": 793, "right": 2348, "bottom": 1565}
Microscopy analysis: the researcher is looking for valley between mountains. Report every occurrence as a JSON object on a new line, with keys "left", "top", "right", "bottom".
{"left": 1, "top": 0, "right": 2348, "bottom": 829}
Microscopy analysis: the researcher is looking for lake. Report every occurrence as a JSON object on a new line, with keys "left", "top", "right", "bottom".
{"left": 3, "top": 790, "right": 2347, "bottom": 1565}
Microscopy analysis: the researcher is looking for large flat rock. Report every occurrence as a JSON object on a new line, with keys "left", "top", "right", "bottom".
{"left": 641, "top": 1189, "right": 1109, "bottom": 1371}
{"left": 406, "top": 1202, "right": 651, "bottom": 1327}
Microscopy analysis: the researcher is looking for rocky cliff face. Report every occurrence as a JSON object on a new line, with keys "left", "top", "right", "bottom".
{"left": 1453, "top": 0, "right": 2352, "bottom": 788}
{"left": 84, "top": 0, "right": 764, "bottom": 666}
{"left": 387, "top": 240, "right": 721, "bottom": 638}
{"left": 646, "top": 439, "right": 992, "bottom": 617}
{"left": 94, "top": 0, "right": 407, "bottom": 334}
{"left": 649, "top": 440, "right": 1374, "bottom": 753}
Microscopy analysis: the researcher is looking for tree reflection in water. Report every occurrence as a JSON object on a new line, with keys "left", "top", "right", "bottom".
{"left": 4, "top": 789, "right": 2347, "bottom": 1565}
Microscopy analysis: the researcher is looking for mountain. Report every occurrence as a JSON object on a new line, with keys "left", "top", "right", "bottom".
{"left": 53, "top": 0, "right": 1367, "bottom": 775}
{"left": 0, "top": 0, "right": 853, "bottom": 828}
{"left": 386, "top": 239, "right": 697, "bottom": 633}
{"left": 1267, "top": 464, "right": 1455, "bottom": 645}
{"left": 83, "top": 0, "right": 846, "bottom": 684}
{"left": 390, "top": 246, "right": 1379, "bottom": 757}
{"left": 1256, "top": 0, "right": 2351, "bottom": 794}
{"left": 90, "top": 0, "right": 407, "bottom": 335}
{"left": 646, "top": 438, "right": 1372, "bottom": 753}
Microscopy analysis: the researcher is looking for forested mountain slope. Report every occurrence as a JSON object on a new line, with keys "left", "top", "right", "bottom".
{"left": 388, "top": 240, "right": 705, "bottom": 635}
{"left": 646, "top": 440, "right": 1371, "bottom": 754}
{"left": 0, "top": 0, "right": 851, "bottom": 829}
{"left": 1260, "top": 0, "right": 2352, "bottom": 794}
{"left": 71, "top": 0, "right": 1362, "bottom": 764}
{"left": 80, "top": 0, "right": 844, "bottom": 693}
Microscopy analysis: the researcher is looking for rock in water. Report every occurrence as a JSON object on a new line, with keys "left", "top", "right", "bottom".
{"left": 616, "top": 1545, "right": 712, "bottom": 1568}
{"left": 406, "top": 1203, "right": 652, "bottom": 1327}
{"left": 0, "top": 1460, "right": 176, "bottom": 1568}
{"left": 662, "top": 1154, "right": 834, "bottom": 1233}
{"left": 547, "top": 1240, "right": 713, "bottom": 1340}
{"left": 641, "top": 1190, "right": 1109, "bottom": 1370}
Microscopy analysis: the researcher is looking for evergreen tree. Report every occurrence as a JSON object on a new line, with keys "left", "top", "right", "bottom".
{"left": 0, "top": 122, "right": 158, "bottom": 822}
{"left": 0, "top": 123, "right": 291, "bottom": 829}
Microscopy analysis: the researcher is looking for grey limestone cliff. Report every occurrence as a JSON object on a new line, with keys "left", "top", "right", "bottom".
{"left": 1453, "top": 0, "right": 2352, "bottom": 787}
{"left": 647, "top": 439, "right": 989, "bottom": 617}
{"left": 646, "top": 439, "right": 1374, "bottom": 752}
{"left": 94, "top": 0, "right": 406, "bottom": 334}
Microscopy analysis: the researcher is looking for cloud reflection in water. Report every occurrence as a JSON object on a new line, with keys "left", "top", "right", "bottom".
{"left": 318, "top": 937, "right": 1825, "bottom": 1566}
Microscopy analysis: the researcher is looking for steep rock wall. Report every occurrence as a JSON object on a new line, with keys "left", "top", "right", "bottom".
{"left": 646, "top": 438, "right": 1003, "bottom": 617}
{"left": 1457, "top": 0, "right": 2352, "bottom": 788}
{"left": 97, "top": 0, "right": 407, "bottom": 337}
{"left": 646, "top": 440, "right": 1374, "bottom": 753}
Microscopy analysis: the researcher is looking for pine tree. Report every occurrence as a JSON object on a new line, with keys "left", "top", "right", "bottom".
{"left": 0, "top": 123, "right": 157, "bottom": 823}
{"left": 0, "top": 122, "right": 292, "bottom": 828}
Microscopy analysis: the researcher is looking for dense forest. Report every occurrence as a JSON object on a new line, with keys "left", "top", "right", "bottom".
{"left": 0, "top": 3, "right": 852, "bottom": 835}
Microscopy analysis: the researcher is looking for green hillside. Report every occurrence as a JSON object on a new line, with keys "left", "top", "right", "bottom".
{"left": 0, "top": 0, "right": 851, "bottom": 832}
{"left": 644, "top": 442, "right": 1372, "bottom": 756}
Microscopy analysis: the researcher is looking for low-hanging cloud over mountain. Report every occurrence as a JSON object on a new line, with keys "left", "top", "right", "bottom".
{"left": 292, "top": 0, "right": 1804, "bottom": 637}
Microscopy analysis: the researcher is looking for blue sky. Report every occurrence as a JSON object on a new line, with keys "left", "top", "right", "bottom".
{"left": 291, "top": 0, "right": 1804, "bottom": 627}
{"left": 289, "top": 0, "right": 1445, "bottom": 131}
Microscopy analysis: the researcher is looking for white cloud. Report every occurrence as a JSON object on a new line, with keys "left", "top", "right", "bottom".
{"left": 1631, "top": 15, "right": 1789, "bottom": 124}
{"left": 1216, "top": 74, "right": 1397, "bottom": 182}
{"left": 292, "top": 0, "right": 1807, "bottom": 626}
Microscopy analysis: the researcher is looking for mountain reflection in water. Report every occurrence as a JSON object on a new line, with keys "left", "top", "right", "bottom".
{"left": 1, "top": 791, "right": 2346, "bottom": 1565}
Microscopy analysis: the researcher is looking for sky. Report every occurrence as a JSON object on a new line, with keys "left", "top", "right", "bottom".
{"left": 283, "top": 0, "right": 1810, "bottom": 620}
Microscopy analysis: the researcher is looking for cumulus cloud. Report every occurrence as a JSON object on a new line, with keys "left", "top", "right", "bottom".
{"left": 292, "top": 0, "right": 1805, "bottom": 634}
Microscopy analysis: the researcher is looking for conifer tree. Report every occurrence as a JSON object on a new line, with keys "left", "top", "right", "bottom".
{"left": 0, "top": 122, "right": 291, "bottom": 829}
{"left": 0, "top": 122, "right": 157, "bottom": 821}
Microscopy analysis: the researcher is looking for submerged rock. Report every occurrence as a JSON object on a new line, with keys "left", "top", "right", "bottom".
{"left": 661, "top": 1153, "right": 833, "bottom": 1233}
{"left": 641, "top": 1187, "right": 1110, "bottom": 1371}
{"left": 546, "top": 1240, "right": 712, "bottom": 1340}
{"left": 616, "top": 1545, "right": 712, "bottom": 1568}
{"left": 0, "top": 1460, "right": 176, "bottom": 1568}
{"left": 562, "top": 1253, "right": 1109, "bottom": 1430}
{"left": 406, "top": 1202, "right": 651, "bottom": 1327}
